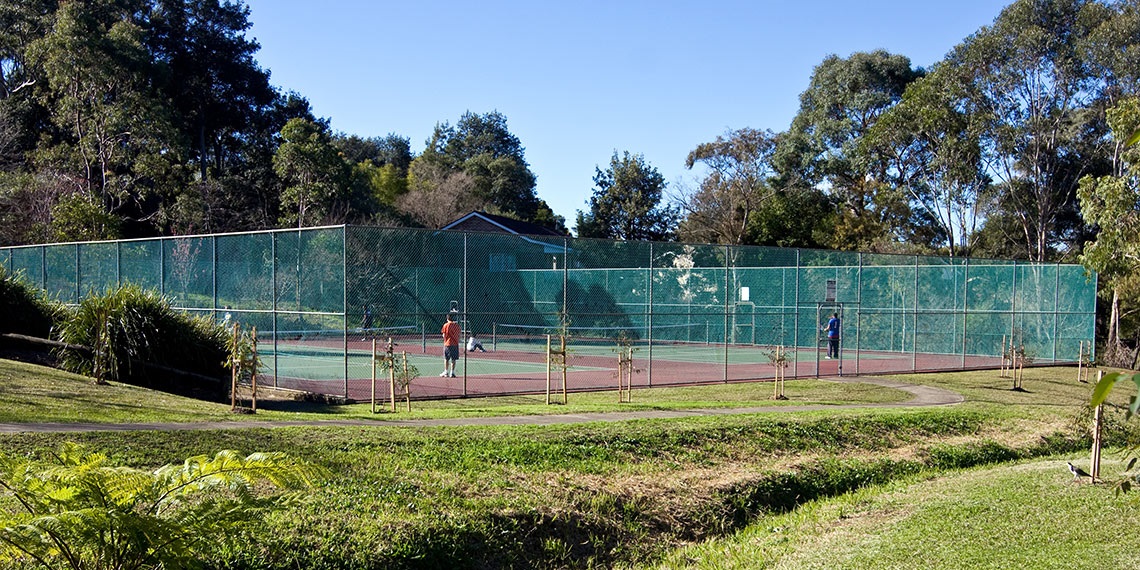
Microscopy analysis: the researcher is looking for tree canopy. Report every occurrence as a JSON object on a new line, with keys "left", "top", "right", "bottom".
{"left": 577, "top": 151, "right": 678, "bottom": 241}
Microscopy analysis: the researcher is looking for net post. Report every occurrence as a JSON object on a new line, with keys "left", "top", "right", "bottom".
{"left": 492, "top": 322, "right": 497, "bottom": 352}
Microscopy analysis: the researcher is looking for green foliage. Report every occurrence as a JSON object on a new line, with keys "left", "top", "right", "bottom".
{"left": 48, "top": 192, "right": 122, "bottom": 242}
{"left": 273, "top": 118, "right": 354, "bottom": 227}
{"left": 777, "top": 49, "right": 924, "bottom": 250}
{"left": 224, "top": 324, "right": 261, "bottom": 385}
{"left": 577, "top": 150, "right": 679, "bottom": 240}
{"left": 0, "top": 266, "right": 57, "bottom": 338}
{"left": 418, "top": 111, "right": 564, "bottom": 232}
{"left": 0, "top": 443, "right": 324, "bottom": 570}
{"left": 56, "top": 285, "right": 227, "bottom": 385}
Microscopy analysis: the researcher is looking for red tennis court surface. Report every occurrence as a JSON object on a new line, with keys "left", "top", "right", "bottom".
{"left": 260, "top": 339, "right": 1011, "bottom": 401}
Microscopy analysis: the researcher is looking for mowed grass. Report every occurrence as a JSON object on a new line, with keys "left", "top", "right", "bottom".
{"left": 0, "top": 358, "right": 1137, "bottom": 568}
{"left": 648, "top": 458, "right": 1140, "bottom": 570}
{"left": 0, "top": 358, "right": 915, "bottom": 424}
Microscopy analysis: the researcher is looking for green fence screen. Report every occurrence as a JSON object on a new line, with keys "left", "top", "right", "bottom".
{"left": 1, "top": 225, "right": 1097, "bottom": 400}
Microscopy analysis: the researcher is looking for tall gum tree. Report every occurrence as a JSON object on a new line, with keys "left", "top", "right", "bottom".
{"left": 945, "top": 0, "right": 1116, "bottom": 261}
{"left": 1079, "top": 98, "right": 1140, "bottom": 366}
{"left": 776, "top": 50, "right": 924, "bottom": 251}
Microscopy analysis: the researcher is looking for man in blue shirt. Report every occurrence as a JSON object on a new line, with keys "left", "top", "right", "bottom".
{"left": 824, "top": 313, "right": 840, "bottom": 359}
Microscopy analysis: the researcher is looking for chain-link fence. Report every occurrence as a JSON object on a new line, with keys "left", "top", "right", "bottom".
{"left": 0, "top": 225, "right": 1097, "bottom": 400}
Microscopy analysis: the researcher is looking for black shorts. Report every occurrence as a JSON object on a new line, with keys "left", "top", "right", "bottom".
{"left": 444, "top": 345, "right": 459, "bottom": 361}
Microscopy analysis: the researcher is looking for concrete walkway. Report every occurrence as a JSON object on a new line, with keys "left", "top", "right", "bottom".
{"left": 0, "top": 376, "right": 963, "bottom": 434}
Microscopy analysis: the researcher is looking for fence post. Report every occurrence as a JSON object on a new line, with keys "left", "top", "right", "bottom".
{"left": 962, "top": 256, "right": 969, "bottom": 369}
{"left": 1053, "top": 262, "right": 1061, "bottom": 363}
{"left": 271, "top": 231, "right": 278, "bottom": 388}
{"left": 463, "top": 232, "right": 468, "bottom": 397}
{"left": 793, "top": 249, "right": 800, "bottom": 379}
{"left": 912, "top": 254, "right": 918, "bottom": 372}
{"left": 647, "top": 242, "right": 653, "bottom": 387}
{"left": 723, "top": 244, "right": 730, "bottom": 383}
{"left": 343, "top": 226, "right": 349, "bottom": 400}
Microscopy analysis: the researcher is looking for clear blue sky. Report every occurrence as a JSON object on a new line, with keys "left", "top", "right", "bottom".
{"left": 243, "top": 0, "right": 1011, "bottom": 231}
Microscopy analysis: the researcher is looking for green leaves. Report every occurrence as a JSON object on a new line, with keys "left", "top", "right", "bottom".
{"left": 1126, "top": 128, "right": 1140, "bottom": 148}
{"left": 0, "top": 444, "right": 325, "bottom": 570}
{"left": 1091, "top": 371, "right": 1140, "bottom": 417}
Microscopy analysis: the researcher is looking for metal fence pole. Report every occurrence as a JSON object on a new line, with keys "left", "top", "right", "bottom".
{"left": 647, "top": 242, "right": 654, "bottom": 387}
{"left": 723, "top": 245, "right": 730, "bottom": 383}
{"left": 1011, "top": 260, "right": 1018, "bottom": 351}
{"left": 343, "top": 226, "right": 349, "bottom": 400}
{"left": 1053, "top": 262, "right": 1060, "bottom": 362}
{"left": 856, "top": 253, "right": 862, "bottom": 375}
{"left": 463, "top": 232, "right": 468, "bottom": 397}
{"left": 912, "top": 255, "right": 918, "bottom": 372}
{"left": 271, "top": 232, "right": 278, "bottom": 388}
{"left": 793, "top": 249, "right": 800, "bottom": 379}
{"left": 212, "top": 235, "right": 218, "bottom": 317}
{"left": 962, "top": 257, "right": 969, "bottom": 368}
{"left": 74, "top": 244, "right": 80, "bottom": 303}
{"left": 159, "top": 239, "right": 165, "bottom": 296}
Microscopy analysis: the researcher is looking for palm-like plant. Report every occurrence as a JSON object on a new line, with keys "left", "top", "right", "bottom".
{"left": 56, "top": 286, "right": 227, "bottom": 385}
{"left": 0, "top": 443, "right": 326, "bottom": 570}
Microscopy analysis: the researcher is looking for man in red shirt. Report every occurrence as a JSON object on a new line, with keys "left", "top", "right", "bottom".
{"left": 440, "top": 311, "right": 460, "bottom": 378}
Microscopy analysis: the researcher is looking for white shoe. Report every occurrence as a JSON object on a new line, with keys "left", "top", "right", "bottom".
{"left": 449, "top": 372, "right": 457, "bottom": 378}
{"left": 440, "top": 371, "right": 448, "bottom": 377}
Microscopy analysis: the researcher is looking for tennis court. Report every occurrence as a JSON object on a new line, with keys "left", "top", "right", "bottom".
{"left": 0, "top": 225, "right": 1094, "bottom": 401}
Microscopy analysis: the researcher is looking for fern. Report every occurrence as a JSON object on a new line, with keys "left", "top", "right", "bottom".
{"left": 0, "top": 444, "right": 326, "bottom": 570}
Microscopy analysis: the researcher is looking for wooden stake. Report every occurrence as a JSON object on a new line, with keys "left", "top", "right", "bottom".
{"left": 370, "top": 338, "right": 377, "bottom": 414}
{"left": 250, "top": 326, "right": 258, "bottom": 414}
{"left": 999, "top": 334, "right": 1007, "bottom": 378}
{"left": 545, "top": 334, "right": 552, "bottom": 405}
{"left": 388, "top": 338, "right": 396, "bottom": 413}
{"left": 402, "top": 351, "right": 411, "bottom": 412}
{"left": 230, "top": 323, "right": 238, "bottom": 411}
{"left": 1076, "top": 341, "right": 1085, "bottom": 383}
{"left": 626, "top": 348, "right": 633, "bottom": 403}
{"left": 1092, "top": 370, "right": 1104, "bottom": 481}
{"left": 561, "top": 335, "right": 568, "bottom": 405}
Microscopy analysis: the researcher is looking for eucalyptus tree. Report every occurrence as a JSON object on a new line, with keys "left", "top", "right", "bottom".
{"left": 273, "top": 118, "right": 353, "bottom": 227}
{"left": 865, "top": 65, "right": 989, "bottom": 257}
{"left": 1079, "top": 98, "right": 1140, "bottom": 366}
{"left": 777, "top": 50, "right": 925, "bottom": 251}
{"left": 680, "top": 127, "right": 780, "bottom": 245}
{"left": 576, "top": 150, "right": 678, "bottom": 241}
{"left": 944, "top": 0, "right": 1117, "bottom": 261}
{"left": 26, "top": 0, "right": 180, "bottom": 233}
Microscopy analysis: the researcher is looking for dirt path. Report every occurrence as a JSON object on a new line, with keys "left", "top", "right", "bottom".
{"left": 0, "top": 376, "right": 963, "bottom": 434}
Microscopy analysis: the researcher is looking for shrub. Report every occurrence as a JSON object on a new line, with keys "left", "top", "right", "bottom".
{"left": 56, "top": 285, "right": 228, "bottom": 386}
{"left": 0, "top": 266, "right": 58, "bottom": 338}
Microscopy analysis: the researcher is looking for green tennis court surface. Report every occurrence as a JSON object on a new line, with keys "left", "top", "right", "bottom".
{"left": 260, "top": 339, "right": 895, "bottom": 381}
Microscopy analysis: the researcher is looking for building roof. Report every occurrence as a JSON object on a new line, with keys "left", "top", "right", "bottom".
{"left": 441, "top": 211, "right": 566, "bottom": 237}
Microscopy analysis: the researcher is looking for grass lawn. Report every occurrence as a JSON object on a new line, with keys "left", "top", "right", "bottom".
{"left": 0, "top": 358, "right": 1137, "bottom": 569}
{"left": 0, "top": 358, "right": 916, "bottom": 424}
{"left": 649, "top": 458, "right": 1140, "bottom": 569}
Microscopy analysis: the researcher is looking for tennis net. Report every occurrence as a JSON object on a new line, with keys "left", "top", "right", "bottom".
{"left": 491, "top": 322, "right": 709, "bottom": 351}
